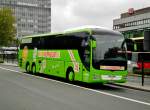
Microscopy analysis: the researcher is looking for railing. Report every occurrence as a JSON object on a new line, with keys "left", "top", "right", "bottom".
{"left": 0, "top": 47, "right": 18, "bottom": 64}
{"left": 3, "top": 53, "right": 18, "bottom": 64}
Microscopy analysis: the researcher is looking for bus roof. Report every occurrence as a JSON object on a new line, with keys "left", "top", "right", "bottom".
{"left": 21, "top": 32, "right": 62, "bottom": 39}
{"left": 21, "top": 26, "right": 122, "bottom": 39}
{"left": 64, "top": 25, "right": 122, "bottom": 36}
{"left": 64, "top": 25, "right": 111, "bottom": 32}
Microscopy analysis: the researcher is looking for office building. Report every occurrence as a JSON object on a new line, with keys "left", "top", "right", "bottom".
{"left": 113, "top": 7, "right": 150, "bottom": 38}
{"left": 0, "top": 0, "right": 51, "bottom": 38}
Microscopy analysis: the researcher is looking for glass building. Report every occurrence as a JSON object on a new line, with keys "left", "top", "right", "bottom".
{"left": 113, "top": 7, "right": 150, "bottom": 38}
{"left": 0, "top": 0, "right": 51, "bottom": 38}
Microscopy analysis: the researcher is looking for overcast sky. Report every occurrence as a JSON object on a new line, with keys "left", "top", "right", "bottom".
{"left": 51, "top": 0, "right": 150, "bottom": 32}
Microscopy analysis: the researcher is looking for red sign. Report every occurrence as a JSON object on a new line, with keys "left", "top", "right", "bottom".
{"left": 128, "top": 8, "right": 134, "bottom": 15}
{"left": 38, "top": 51, "right": 60, "bottom": 58}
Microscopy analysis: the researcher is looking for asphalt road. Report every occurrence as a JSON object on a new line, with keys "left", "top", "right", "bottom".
{"left": 0, "top": 64, "right": 150, "bottom": 110}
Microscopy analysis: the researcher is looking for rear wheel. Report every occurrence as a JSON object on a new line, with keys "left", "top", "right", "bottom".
{"left": 31, "top": 65, "right": 36, "bottom": 74}
{"left": 26, "top": 63, "right": 30, "bottom": 73}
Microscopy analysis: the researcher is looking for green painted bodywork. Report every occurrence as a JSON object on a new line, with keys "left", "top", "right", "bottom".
{"left": 92, "top": 40, "right": 96, "bottom": 48}
{"left": 18, "top": 28, "right": 128, "bottom": 84}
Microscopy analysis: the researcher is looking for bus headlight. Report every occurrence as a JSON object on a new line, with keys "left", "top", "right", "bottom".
{"left": 93, "top": 74, "right": 101, "bottom": 80}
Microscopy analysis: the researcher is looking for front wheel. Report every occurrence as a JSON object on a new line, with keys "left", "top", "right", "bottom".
{"left": 67, "top": 70, "right": 75, "bottom": 82}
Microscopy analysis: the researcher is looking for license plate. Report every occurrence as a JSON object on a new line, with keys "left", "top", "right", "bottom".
{"left": 101, "top": 75, "right": 122, "bottom": 80}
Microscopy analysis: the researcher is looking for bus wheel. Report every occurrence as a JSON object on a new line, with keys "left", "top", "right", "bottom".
{"left": 31, "top": 64, "right": 36, "bottom": 74}
{"left": 67, "top": 70, "right": 74, "bottom": 82}
{"left": 26, "top": 63, "right": 30, "bottom": 73}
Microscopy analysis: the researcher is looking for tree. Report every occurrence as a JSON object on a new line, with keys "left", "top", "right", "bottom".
{"left": 0, "top": 7, "right": 16, "bottom": 46}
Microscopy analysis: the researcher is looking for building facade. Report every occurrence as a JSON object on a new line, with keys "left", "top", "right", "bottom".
{"left": 0, "top": 0, "right": 51, "bottom": 38}
{"left": 113, "top": 7, "right": 150, "bottom": 38}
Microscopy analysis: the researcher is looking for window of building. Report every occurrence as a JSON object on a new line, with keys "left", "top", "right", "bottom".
{"left": 139, "top": 20, "right": 143, "bottom": 25}
{"left": 134, "top": 21, "right": 137, "bottom": 26}
{"left": 29, "top": 24, "right": 34, "bottom": 28}
{"left": 143, "top": 19, "right": 146, "bottom": 24}
{"left": 148, "top": 19, "right": 150, "bottom": 24}
{"left": 145, "top": 19, "right": 148, "bottom": 24}
{"left": 126, "top": 23, "right": 129, "bottom": 27}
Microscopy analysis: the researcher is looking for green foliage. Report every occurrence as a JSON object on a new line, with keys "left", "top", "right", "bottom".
{"left": 0, "top": 7, "right": 16, "bottom": 46}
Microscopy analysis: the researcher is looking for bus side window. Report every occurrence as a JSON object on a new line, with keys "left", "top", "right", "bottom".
{"left": 78, "top": 37, "right": 90, "bottom": 71}
{"left": 40, "top": 37, "right": 45, "bottom": 49}
{"left": 84, "top": 47, "right": 90, "bottom": 64}
{"left": 32, "top": 37, "right": 41, "bottom": 49}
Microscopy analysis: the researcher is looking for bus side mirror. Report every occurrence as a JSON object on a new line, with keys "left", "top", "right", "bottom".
{"left": 92, "top": 40, "right": 96, "bottom": 48}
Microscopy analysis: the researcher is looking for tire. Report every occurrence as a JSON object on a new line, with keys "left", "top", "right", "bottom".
{"left": 31, "top": 64, "right": 36, "bottom": 74}
{"left": 26, "top": 63, "right": 30, "bottom": 73}
{"left": 67, "top": 70, "right": 74, "bottom": 82}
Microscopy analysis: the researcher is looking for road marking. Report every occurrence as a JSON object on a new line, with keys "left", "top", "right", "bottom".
{"left": 0, "top": 66, "right": 150, "bottom": 106}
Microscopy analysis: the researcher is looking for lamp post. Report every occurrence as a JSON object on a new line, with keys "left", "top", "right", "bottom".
{"left": 141, "top": 56, "right": 144, "bottom": 86}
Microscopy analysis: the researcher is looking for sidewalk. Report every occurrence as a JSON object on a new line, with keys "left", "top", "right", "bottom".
{"left": 113, "top": 74, "right": 150, "bottom": 92}
{"left": 1, "top": 62, "right": 18, "bottom": 67}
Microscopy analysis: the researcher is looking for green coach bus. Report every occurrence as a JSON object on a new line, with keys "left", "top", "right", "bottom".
{"left": 18, "top": 26, "right": 128, "bottom": 83}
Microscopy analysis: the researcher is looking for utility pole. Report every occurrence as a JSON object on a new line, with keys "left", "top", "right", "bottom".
{"left": 141, "top": 56, "right": 144, "bottom": 86}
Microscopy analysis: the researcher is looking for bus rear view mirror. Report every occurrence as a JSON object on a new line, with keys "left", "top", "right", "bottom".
{"left": 81, "top": 39, "right": 89, "bottom": 48}
{"left": 122, "top": 39, "right": 136, "bottom": 51}
{"left": 92, "top": 40, "right": 96, "bottom": 48}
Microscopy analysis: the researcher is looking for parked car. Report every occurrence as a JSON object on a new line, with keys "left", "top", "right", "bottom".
{"left": 128, "top": 52, "right": 150, "bottom": 74}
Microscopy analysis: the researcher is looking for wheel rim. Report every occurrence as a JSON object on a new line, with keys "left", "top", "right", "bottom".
{"left": 32, "top": 66, "right": 36, "bottom": 74}
{"left": 26, "top": 65, "right": 30, "bottom": 72}
{"left": 68, "top": 71, "right": 74, "bottom": 81}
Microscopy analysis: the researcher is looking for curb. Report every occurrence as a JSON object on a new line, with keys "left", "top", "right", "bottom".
{"left": 128, "top": 74, "right": 150, "bottom": 78}
{"left": 0, "top": 63, "right": 18, "bottom": 67}
{"left": 110, "top": 83, "right": 150, "bottom": 92}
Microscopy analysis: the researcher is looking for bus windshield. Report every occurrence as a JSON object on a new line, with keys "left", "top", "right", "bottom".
{"left": 92, "top": 33, "right": 127, "bottom": 70}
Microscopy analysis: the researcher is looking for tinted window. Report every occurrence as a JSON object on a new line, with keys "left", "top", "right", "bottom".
{"left": 44, "top": 35, "right": 86, "bottom": 49}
